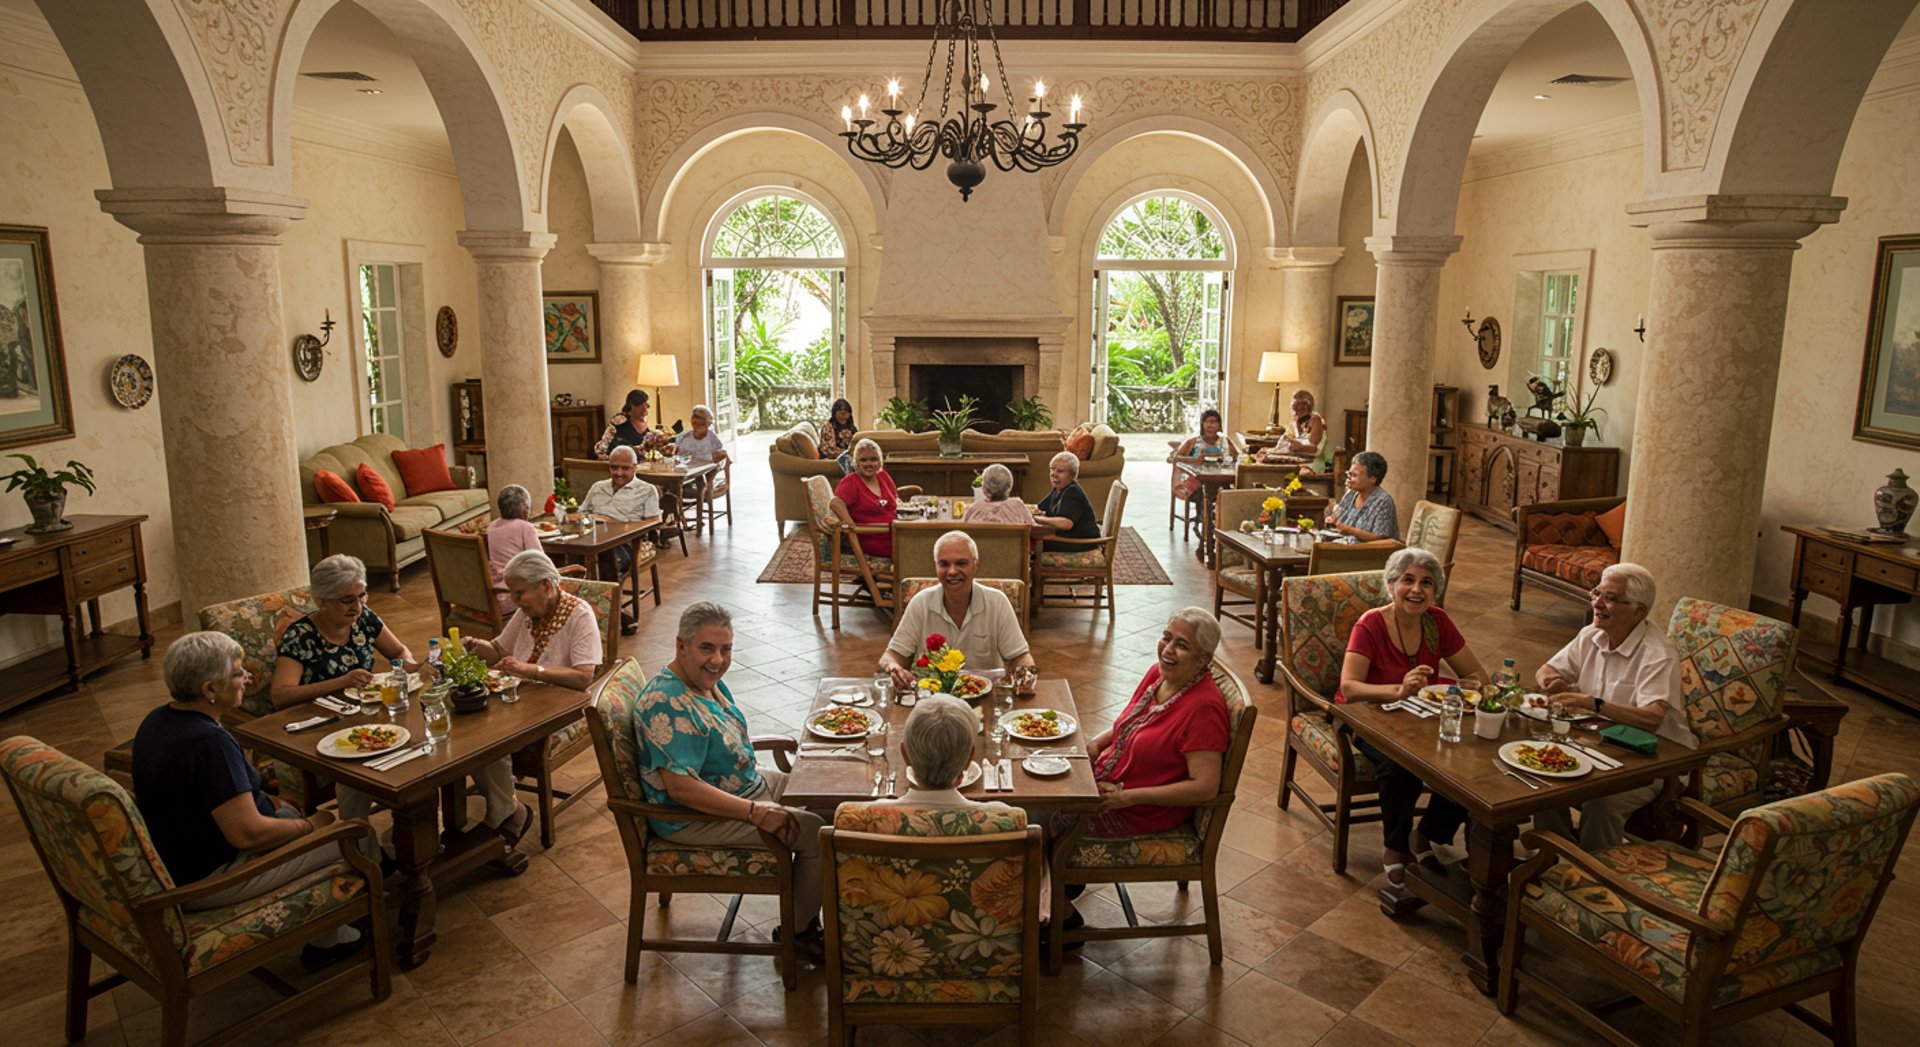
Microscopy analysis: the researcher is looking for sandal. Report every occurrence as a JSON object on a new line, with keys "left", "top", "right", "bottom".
{"left": 1383, "top": 861, "right": 1407, "bottom": 888}
{"left": 495, "top": 801, "right": 534, "bottom": 848}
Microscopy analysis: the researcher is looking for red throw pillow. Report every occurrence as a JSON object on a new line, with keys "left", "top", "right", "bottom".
{"left": 1063, "top": 426, "right": 1095, "bottom": 461}
{"left": 1595, "top": 502, "right": 1627, "bottom": 549}
{"left": 355, "top": 463, "right": 395, "bottom": 510}
{"left": 391, "top": 444, "right": 456, "bottom": 495}
{"left": 313, "top": 469, "right": 359, "bottom": 504}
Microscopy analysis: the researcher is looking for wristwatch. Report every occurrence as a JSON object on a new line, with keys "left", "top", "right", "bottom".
{"left": 1591, "top": 696, "right": 1604, "bottom": 714}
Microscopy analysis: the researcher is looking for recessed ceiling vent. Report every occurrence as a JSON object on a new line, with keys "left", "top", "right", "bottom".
{"left": 1548, "top": 73, "right": 1628, "bottom": 87}
{"left": 302, "top": 71, "right": 379, "bottom": 82}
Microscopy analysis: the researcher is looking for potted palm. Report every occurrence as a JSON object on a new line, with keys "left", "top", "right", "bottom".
{"left": 877, "top": 396, "right": 930, "bottom": 432}
{"left": 1558, "top": 385, "right": 1607, "bottom": 448}
{"left": 1006, "top": 394, "right": 1053, "bottom": 432}
{"left": 5, "top": 454, "right": 96, "bottom": 534}
{"left": 929, "top": 395, "right": 979, "bottom": 457}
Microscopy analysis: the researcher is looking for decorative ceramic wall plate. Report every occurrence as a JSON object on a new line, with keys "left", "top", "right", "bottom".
{"left": 1588, "top": 347, "right": 1614, "bottom": 385}
{"left": 109, "top": 354, "right": 153, "bottom": 408}
{"left": 293, "top": 334, "right": 325, "bottom": 382}
{"left": 1476, "top": 316, "right": 1502, "bottom": 370}
{"left": 436, "top": 305, "right": 458, "bottom": 357}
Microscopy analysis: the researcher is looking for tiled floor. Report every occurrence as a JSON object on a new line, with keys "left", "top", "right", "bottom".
{"left": 3, "top": 433, "right": 1917, "bottom": 1046}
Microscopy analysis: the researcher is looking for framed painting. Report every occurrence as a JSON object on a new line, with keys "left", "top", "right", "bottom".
{"left": 1335, "top": 295, "right": 1375, "bottom": 367}
{"left": 543, "top": 291, "right": 600, "bottom": 364}
{"left": 0, "top": 226, "right": 75, "bottom": 449}
{"left": 1855, "top": 235, "right": 1920, "bottom": 450}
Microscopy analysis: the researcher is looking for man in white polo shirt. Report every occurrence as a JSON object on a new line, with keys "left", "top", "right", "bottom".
{"left": 881, "top": 531, "right": 1035, "bottom": 690}
{"left": 1531, "top": 562, "right": 1695, "bottom": 850}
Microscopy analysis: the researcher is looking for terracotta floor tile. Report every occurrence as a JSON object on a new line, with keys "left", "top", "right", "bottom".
{"left": 1149, "top": 1016, "right": 1254, "bottom": 1047}
{"left": 1102, "top": 936, "right": 1251, "bottom": 1012}
{"left": 1349, "top": 973, "right": 1496, "bottom": 1047}
{"left": 466, "top": 1005, "right": 611, "bottom": 1047}
{"left": 1040, "top": 967, "right": 1189, "bottom": 1047}
{"left": 572, "top": 961, "right": 722, "bottom": 1046}
{"left": 1302, "top": 893, "right": 1444, "bottom": 968}
{"left": 526, "top": 921, "right": 637, "bottom": 1001}
{"left": 1195, "top": 969, "right": 1345, "bottom": 1047}
{"left": 420, "top": 957, "right": 572, "bottom": 1044}
{"left": 491, "top": 883, "right": 618, "bottom": 954}
{"left": 1251, "top": 931, "right": 1393, "bottom": 1013}
{"left": 1314, "top": 1017, "right": 1414, "bottom": 1047}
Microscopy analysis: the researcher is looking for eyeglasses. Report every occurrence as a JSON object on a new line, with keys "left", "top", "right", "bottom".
{"left": 1588, "top": 589, "right": 1631, "bottom": 606}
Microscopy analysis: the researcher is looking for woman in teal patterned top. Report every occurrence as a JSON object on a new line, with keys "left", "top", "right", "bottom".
{"left": 633, "top": 601, "right": 827, "bottom": 961}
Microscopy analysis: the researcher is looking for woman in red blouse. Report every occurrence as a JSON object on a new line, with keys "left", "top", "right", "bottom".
{"left": 833, "top": 438, "right": 898, "bottom": 558}
{"left": 1085, "top": 607, "right": 1233, "bottom": 837}
{"left": 1336, "top": 546, "right": 1488, "bottom": 887}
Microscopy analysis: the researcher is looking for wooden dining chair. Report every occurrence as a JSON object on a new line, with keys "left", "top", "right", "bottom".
{"left": 564, "top": 455, "right": 689, "bottom": 556}
{"left": 1405, "top": 500, "right": 1462, "bottom": 602}
{"left": 423, "top": 526, "right": 508, "bottom": 639}
{"left": 1305, "top": 539, "right": 1401, "bottom": 576}
{"left": 508, "top": 575, "right": 620, "bottom": 849}
{"left": 1046, "top": 663, "right": 1258, "bottom": 973}
{"left": 0, "top": 736, "right": 391, "bottom": 1047}
{"left": 1211, "top": 488, "right": 1275, "bottom": 647}
{"left": 803, "top": 475, "right": 899, "bottom": 629}
{"left": 1034, "top": 480, "right": 1128, "bottom": 622}
{"left": 699, "top": 457, "right": 732, "bottom": 533}
{"left": 585, "top": 659, "right": 803, "bottom": 989}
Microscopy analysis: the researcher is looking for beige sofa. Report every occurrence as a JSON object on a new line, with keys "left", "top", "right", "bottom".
{"left": 298, "top": 433, "right": 491, "bottom": 590}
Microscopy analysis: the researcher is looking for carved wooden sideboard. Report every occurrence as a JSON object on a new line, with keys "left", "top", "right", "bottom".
{"left": 1456, "top": 424, "right": 1620, "bottom": 531}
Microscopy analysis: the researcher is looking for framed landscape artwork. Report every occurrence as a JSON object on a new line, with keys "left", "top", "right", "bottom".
{"left": 1855, "top": 235, "right": 1920, "bottom": 450}
{"left": 0, "top": 225, "right": 75, "bottom": 449}
{"left": 1335, "top": 295, "right": 1375, "bottom": 367}
{"left": 543, "top": 291, "right": 600, "bottom": 364}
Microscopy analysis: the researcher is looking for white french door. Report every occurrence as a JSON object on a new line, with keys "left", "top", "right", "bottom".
{"left": 704, "top": 268, "right": 737, "bottom": 446}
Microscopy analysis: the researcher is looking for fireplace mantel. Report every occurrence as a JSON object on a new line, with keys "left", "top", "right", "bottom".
{"left": 863, "top": 314, "right": 1070, "bottom": 414}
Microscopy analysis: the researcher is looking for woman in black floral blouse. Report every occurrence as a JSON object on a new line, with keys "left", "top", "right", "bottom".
{"left": 269, "top": 555, "right": 418, "bottom": 709}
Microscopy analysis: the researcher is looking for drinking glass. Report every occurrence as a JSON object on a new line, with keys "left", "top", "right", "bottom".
{"left": 866, "top": 721, "right": 889, "bottom": 763}
{"left": 1551, "top": 708, "right": 1575, "bottom": 740}
{"left": 423, "top": 697, "right": 452, "bottom": 744}
{"left": 498, "top": 676, "right": 521, "bottom": 704}
{"left": 1438, "top": 693, "right": 1464, "bottom": 743}
{"left": 1529, "top": 710, "right": 1554, "bottom": 742}
{"left": 873, "top": 670, "right": 895, "bottom": 706}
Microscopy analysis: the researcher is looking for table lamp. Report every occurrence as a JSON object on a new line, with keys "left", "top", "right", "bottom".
{"left": 1259, "top": 351, "right": 1301, "bottom": 428}
{"left": 634, "top": 354, "right": 680, "bottom": 427}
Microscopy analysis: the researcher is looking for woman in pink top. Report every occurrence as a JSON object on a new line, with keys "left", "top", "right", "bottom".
{"left": 833, "top": 438, "right": 898, "bottom": 558}
{"left": 962, "top": 463, "right": 1031, "bottom": 525}
{"left": 466, "top": 550, "right": 603, "bottom": 690}
{"left": 486, "top": 484, "right": 544, "bottom": 616}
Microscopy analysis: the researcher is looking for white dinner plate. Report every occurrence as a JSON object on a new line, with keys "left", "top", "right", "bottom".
{"left": 1419, "top": 684, "right": 1485, "bottom": 712}
{"left": 806, "top": 708, "right": 877, "bottom": 740}
{"left": 826, "top": 687, "right": 872, "bottom": 706}
{"left": 907, "top": 761, "right": 983, "bottom": 789}
{"left": 1498, "top": 741, "right": 1591, "bottom": 779}
{"left": 345, "top": 673, "right": 424, "bottom": 703}
{"left": 317, "top": 724, "right": 412, "bottom": 760}
{"left": 1022, "top": 755, "right": 1072, "bottom": 777}
{"left": 1003, "top": 711, "right": 1077, "bottom": 742}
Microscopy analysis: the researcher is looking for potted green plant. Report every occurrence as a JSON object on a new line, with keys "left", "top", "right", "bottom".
{"left": 442, "top": 645, "right": 492, "bottom": 714}
{"left": 877, "top": 396, "right": 930, "bottom": 432}
{"left": 928, "top": 395, "right": 978, "bottom": 457}
{"left": 4, "top": 454, "right": 96, "bottom": 534}
{"left": 1558, "top": 384, "right": 1607, "bottom": 448}
{"left": 1006, "top": 394, "right": 1053, "bottom": 432}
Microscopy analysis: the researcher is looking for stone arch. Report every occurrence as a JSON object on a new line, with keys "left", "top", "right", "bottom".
{"left": 271, "top": 0, "right": 529, "bottom": 230}
{"left": 34, "top": 1, "right": 229, "bottom": 189}
{"left": 1293, "top": 90, "right": 1380, "bottom": 246}
{"left": 645, "top": 113, "right": 887, "bottom": 244}
{"left": 540, "top": 85, "right": 643, "bottom": 243}
{"left": 1705, "top": 0, "right": 1919, "bottom": 198}
{"left": 1389, "top": 0, "right": 1660, "bottom": 238}
{"left": 1047, "top": 116, "right": 1285, "bottom": 250}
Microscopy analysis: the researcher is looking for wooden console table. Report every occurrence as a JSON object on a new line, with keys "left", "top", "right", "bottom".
{"left": 0, "top": 514, "right": 154, "bottom": 712}
{"left": 1455, "top": 424, "right": 1620, "bottom": 532}
{"left": 1782, "top": 524, "right": 1920, "bottom": 714}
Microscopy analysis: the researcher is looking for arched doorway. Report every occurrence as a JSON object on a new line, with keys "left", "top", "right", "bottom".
{"left": 1090, "top": 193, "right": 1234, "bottom": 435}
{"left": 702, "top": 191, "right": 847, "bottom": 444}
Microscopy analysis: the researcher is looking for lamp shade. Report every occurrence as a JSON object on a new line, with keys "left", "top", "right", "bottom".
{"left": 634, "top": 354, "right": 680, "bottom": 388}
{"left": 1259, "top": 351, "right": 1301, "bottom": 384}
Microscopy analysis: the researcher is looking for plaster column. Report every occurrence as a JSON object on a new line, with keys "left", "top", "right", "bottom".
{"left": 1621, "top": 195, "right": 1845, "bottom": 616}
{"left": 587, "top": 242, "right": 669, "bottom": 412}
{"left": 459, "top": 230, "right": 558, "bottom": 501}
{"left": 97, "top": 188, "right": 309, "bottom": 616}
{"left": 1277, "top": 246, "right": 1345, "bottom": 424}
{"left": 1364, "top": 235, "right": 1461, "bottom": 531}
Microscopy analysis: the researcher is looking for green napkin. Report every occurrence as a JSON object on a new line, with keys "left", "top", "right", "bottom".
{"left": 1599, "top": 722, "right": 1659, "bottom": 756}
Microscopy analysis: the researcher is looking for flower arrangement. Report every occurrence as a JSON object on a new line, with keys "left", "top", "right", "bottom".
{"left": 544, "top": 477, "right": 579, "bottom": 515}
{"left": 914, "top": 633, "right": 968, "bottom": 694}
{"left": 1297, "top": 516, "right": 1315, "bottom": 530}
{"left": 1257, "top": 495, "right": 1285, "bottom": 527}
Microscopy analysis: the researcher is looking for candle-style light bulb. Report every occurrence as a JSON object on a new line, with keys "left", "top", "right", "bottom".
{"left": 981, "top": 74, "right": 989, "bottom": 92}
{"left": 1035, "top": 80, "right": 1046, "bottom": 102}
{"left": 887, "top": 79, "right": 900, "bottom": 104}
{"left": 858, "top": 94, "right": 869, "bottom": 120}
{"left": 904, "top": 113, "right": 916, "bottom": 134}
{"left": 1070, "top": 94, "right": 1082, "bottom": 123}
{"left": 841, "top": 105, "right": 852, "bottom": 131}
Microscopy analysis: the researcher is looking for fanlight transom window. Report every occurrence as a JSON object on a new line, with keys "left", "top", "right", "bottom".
{"left": 710, "top": 194, "right": 845, "bottom": 260}
{"left": 1097, "top": 196, "right": 1228, "bottom": 262}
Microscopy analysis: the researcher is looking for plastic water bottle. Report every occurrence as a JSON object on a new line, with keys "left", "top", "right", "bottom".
{"left": 426, "top": 638, "right": 443, "bottom": 681}
{"left": 1491, "top": 658, "right": 1517, "bottom": 693}
{"left": 1439, "top": 684, "right": 1465, "bottom": 743}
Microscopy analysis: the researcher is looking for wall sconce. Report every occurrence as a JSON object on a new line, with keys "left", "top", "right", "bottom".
{"left": 1461, "top": 308, "right": 1479, "bottom": 340}
{"left": 1633, "top": 314, "right": 1647, "bottom": 342}
{"left": 292, "top": 309, "right": 336, "bottom": 383}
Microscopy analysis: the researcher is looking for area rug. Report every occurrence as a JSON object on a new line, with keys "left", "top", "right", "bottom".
{"left": 757, "top": 526, "right": 1173, "bottom": 585}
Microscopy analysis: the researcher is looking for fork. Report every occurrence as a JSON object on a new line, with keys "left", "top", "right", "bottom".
{"left": 1492, "top": 758, "right": 1540, "bottom": 790}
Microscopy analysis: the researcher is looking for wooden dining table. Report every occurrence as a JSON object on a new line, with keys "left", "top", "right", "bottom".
{"left": 1216, "top": 529, "right": 1313, "bottom": 684}
{"left": 232, "top": 680, "right": 592, "bottom": 968}
{"left": 1173, "top": 460, "right": 1239, "bottom": 567}
{"left": 781, "top": 677, "right": 1102, "bottom": 810}
{"left": 539, "top": 514, "right": 661, "bottom": 615}
{"left": 1330, "top": 700, "right": 1729, "bottom": 995}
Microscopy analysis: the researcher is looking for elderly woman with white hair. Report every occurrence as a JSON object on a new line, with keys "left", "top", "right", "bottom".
{"left": 487, "top": 483, "right": 543, "bottom": 615}
{"left": 1032, "top": 450, "right": 1099, "bottom": 552}
{"left": 1531, "top": 562, "right": 1695, "bottom": 850}
{"left": 676, "top": 403, "right": 728, "bottom": 464}
{"left": 961, "top": 463, "right": 1030, "bottom": 525}
{"left": 867, "top": 696, "right": 1017, "bottom": 813}
{"left": 1082, "top": 607, "right": 1233, "bottom": 837}
{"left": 463, "top": 549, "right": 603, "bottom": 692}
{"left": 834, "top": 437, "right": 900, "bottom": 558}
{"left": 271, "top": 554, "right": 417, "bottom": 709}
{"left": 1335, "top": 547, "right": 1489, "bottom": 886}
{"left": 134, "top": 632, "right": 369, "bottom": 969}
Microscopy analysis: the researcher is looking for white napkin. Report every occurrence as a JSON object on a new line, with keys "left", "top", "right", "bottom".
{"left": 374, "top": 748, "right": 429, "bottom": 772}
{"left": 998, "top": 759, "right": 1013, "bottom": 790}
{"left": 313, "top": 696, "right": 357, "bottom": 714}
{"left": 981, "top": 761, "right": 998, "bottom": 791}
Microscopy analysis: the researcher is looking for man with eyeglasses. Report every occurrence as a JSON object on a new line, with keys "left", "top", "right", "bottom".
{"left": 1531, "top": 562, "right": 1696, "bottom": 850}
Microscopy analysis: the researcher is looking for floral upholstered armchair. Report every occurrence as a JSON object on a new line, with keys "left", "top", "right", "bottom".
{"left": 1275, "top": 569, "right": 1392, "bottom": 874}
{"left": 823, "top": 802, "right": 1042, "bottom": 1045}
{"left": 0, "top": 736, "right": 389, "bottom": 1046}
{"left": 1034, "top": 479, "right": 1129, "bottom": 622}
{"left": 1502, "top": 773, "right": 1920, "bottom": 1043}
{"left": 507, "top": 575, "right": 620, "bottom": 850}
{"left": 1667, "top": 597, "right": 1798, "bottom": 818}
{"left": 584, "top": 658, "right": 802, "bottom": 990}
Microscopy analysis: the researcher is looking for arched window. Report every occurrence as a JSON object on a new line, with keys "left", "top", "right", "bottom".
{"left": 1097, "top": 195, "right": 1228, "bottom": 262}
{"left": 709, "top": 193, "right": 845, "bottom": 261}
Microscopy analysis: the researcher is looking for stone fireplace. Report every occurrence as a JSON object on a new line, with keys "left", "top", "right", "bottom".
{"left": 864, "top": 316, "right": 1071, "bottom": 427}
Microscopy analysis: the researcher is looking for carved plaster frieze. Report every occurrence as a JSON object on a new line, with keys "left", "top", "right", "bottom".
{"left": 1640, "top": 0, "right": 1765, "bottom": 172}
{"left": 633, "top": 75, "right": 891, "bottom": 199}
{"left": 174, "top": 0, "right": 286, "bottom": 167}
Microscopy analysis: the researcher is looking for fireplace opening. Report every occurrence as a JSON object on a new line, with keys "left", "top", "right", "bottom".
{"left": 908, "top": 364, "right": 1021, "bottom": 432}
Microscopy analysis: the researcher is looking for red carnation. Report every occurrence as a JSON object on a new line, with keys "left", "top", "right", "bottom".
{"left": 545, "top": 493, "right": 557, "bottom": 514}
{"left": 915, "top": 655, "right": 930, "bottom": 668}
{"left": 926, "top": 634, "right": 946, "bottom": 651}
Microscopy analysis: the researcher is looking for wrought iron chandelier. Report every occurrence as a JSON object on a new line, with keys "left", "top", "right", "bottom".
{"left": 839, "top": 0, "right": 1085, "bottom": 202}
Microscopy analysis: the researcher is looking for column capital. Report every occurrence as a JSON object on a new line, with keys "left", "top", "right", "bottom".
{"left": 458, "top": 229, "right": 557, "bottom": 262}
{"left": 1626, "top": 194, "right": 1847, "bottom": 246}
{"left": 586, "top": 241, "right": 672, "bottom": 266}
{"left": 1269, "top": 245, "right": 1345, "bottom": 269}
{"left": 96, "top": 187, "right": 308, "bottom": 245}
{"left": 1364, "top": 234, "right": 1462, "bottom": 267}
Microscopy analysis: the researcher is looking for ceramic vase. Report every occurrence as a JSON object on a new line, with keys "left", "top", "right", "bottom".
{"left": 1874, "top": 468, "right": 1917, "bottom": 534}
{"left": 937, "top": 432, "right": 963, "bottom": 458}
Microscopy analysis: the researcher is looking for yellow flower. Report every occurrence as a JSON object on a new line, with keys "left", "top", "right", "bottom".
{"left": 1284, "top": 475, "right": 1303, "bottom": 494}
{"left": 1297, "top": 516, "right": 1315, "bottom": 530}
{"left": 938, "top": 650, "right": 966, "bottom": 673}
{"left": 1262, "top": 496, "right": 1285, "bottom": 512}
{"left": 869, "top": 867, "right": 951, "bottom": 927}
{"left": 919, "top": 678, "right": 943, "bottom": 692}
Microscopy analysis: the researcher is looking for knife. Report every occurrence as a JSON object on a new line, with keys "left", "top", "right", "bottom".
{"left": 1559, "top": 740, "right": 1622, "bottom": 770}
{"left": 998, "top": 758, "right": 1013, "bottom": 791}
{"left": 376, "top": 748, "right": 431, "bottom": 772}
{"left": 369, "top": 742, "right": 432, "bottom": 771}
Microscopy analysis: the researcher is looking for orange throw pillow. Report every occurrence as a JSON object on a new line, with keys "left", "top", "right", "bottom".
{"left": 1595, "top": 502, "right": 1627, "bottom": 549}
{"left": 313, "top": 469, "right": 359, "bottom": 504}
{"left": 391, "top": 444, "right": 456, "bottom": 495}
{"left": 1064, "top": 426, "right": 1095, "bottom": 461}
{"left": 355, "top": 463, "right": 395, "bottom": 510}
